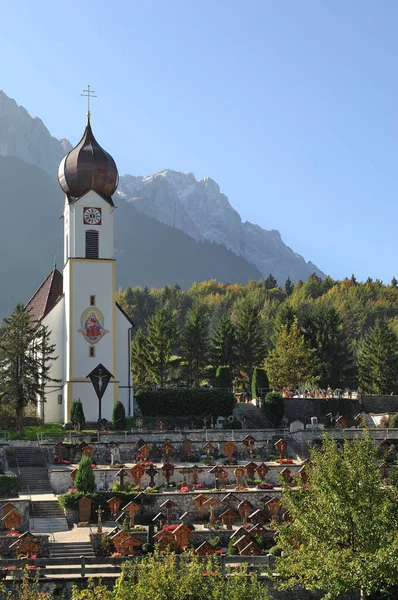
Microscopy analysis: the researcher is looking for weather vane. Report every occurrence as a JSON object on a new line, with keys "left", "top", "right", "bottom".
{"left": 81, "top": 85, "right": 97, "bottom": 118}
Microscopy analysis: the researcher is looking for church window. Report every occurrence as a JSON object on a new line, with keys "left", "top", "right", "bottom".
{"left": 90, "top": 295, "right": 96, "bottom": 306}
{"left": 57, "top": 395, "right": 63, "bottom": 405}
{"left": 89, "top": 346, "right": 96, "bottom": 358}
{"left": 85, "top": 230, "right": 99, "bottom": 259}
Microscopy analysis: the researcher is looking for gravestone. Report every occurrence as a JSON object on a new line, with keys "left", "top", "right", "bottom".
{"left": 78, "top": 497, "right": 92, "bottom": 522}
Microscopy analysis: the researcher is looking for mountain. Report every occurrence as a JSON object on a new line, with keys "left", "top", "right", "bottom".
{"left": 0, "top": 155, "right": 262, "bottom": 317}
{"left": 0, "top": 90, "right": 72, "bottom": 176}
{"left": 118, "top": 170, "right": 324, "bottom": 283}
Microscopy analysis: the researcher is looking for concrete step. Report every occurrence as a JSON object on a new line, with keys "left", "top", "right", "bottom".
{"left": 29, "top": 517, "right": 69, "bottom": 533}
{"left": 50, "top": 542, "right": 95, "bottom": 558}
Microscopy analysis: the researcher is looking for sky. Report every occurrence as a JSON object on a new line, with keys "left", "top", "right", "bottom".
{"left": 1, "top": 0, "right": 398, "bottom": 283}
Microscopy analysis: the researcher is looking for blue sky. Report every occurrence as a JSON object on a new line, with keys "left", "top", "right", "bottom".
{"left": 1, "top": 0, "right": 398, "bottom": 282}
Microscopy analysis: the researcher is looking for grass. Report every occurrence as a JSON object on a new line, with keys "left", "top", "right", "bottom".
{"left": 1, "top": 423, "right": 64, "bottom": 440}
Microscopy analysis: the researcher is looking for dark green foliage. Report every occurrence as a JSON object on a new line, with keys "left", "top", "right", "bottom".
{"left": 0, "top": 474, "right": 18, "bottom": 496}
{"left": 181, "top": 306, "right": 209, "bottom": 387}
{"left": 284, "top": 276, "right": 294, "bottom": 296}
{"left": 70, "top": 399, "right": 85, "bottom": 431}
{"left": 263, "top": 391, "right": 284, "bottom": 426}
{"left": 251, "top": 367, "right": 269, "bottom": 398}
{"left": 390, "top": 413, "right": 398, "bottom": 428}
{"left": 391, "top": 277, "right": 398, "bottom": 288}
{"left": 0, "top": 304, "right": 59, "bottom": 436}
{"left": 233, "top": 299, "right": 266, "bottom": 386}
{"left": 264, "top": 273, "right": 278, "bottom": 290}
{"left": 358, "top": 320, "right": 398, "bottom": 394}
{"left": 74, "top": 455, "right": 96, "bottom": 494}
{"left": 146, "top": 306, "right": 179, "bottom": 387}
{"left": 112, "top": 400, "right": 126, "bottom": 430}
{"left": 136, "top": 388, "right": 235, "bottom": 417}
{"left": 210, "top": 314, "right": 236, "bottom": 372}
{"left": 215, "top": 365, "right": 232, "bottom": 389}
{"left": 130, "top": 328, "right": 152, "bottom": 390}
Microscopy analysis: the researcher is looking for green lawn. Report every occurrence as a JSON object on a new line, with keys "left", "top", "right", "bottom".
{"left": 1, "top": 423, "right": 64, "bottom": 440}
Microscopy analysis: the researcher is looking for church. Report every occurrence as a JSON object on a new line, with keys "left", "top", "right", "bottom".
{"left": 25, "top": 109, "right": 134, "bottom": 424}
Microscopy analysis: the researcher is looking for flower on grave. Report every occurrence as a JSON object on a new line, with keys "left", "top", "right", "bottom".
{"left": 163, "top": 525, "right": 178, "bottom": 531}
{"left": 136, "top": 453, "right": 144, "bottom": 461}
{"left": 68, "top": 487, "right": 77, "bottom": 493}
{"left": 7, "top": 532, "right": 19, "bottom": 537}
{"left": 278, "top": 459, "right": 293, "bottom": 464}
{"left": 56, "top": 458, "right": 70, "bottom": 464}
{"left": 111, "top": 552, "right": 122, "bottom": 558}
{"left": 141, "top": 461, "right": 153, "bottom": 467}
{"left": 194, "top": 484, "right": 204, "bottom": 489}
{"left": 184, "top": 451, "right": 192, "bottom": 457}
{"left": 257, "top": 483, "right": 274, "bottom": 490}
{"left": 91, "top": 464, "right": 96, "bottom": 469}
{"left": 180, "top": 486, "right": 190, "bottom": 493}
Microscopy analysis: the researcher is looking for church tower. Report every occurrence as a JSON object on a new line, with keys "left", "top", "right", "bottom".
{"left": 55, "top": 112, "right": 133, "bottom": 424}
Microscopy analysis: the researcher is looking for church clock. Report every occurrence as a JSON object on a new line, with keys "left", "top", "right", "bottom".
{"left": 83, "top": 207, "right": 102, "bottom": 225}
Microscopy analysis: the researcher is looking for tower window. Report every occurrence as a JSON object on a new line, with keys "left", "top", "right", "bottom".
{"left": 57, "top": 395, "right": 63, "bottom": 405}
{"left": 89, "top": 347, "right": 96, "bottom": 358}
{"left": 85, "top": 230, "right": 99, "bottom": 259}
{"left": 90, "top": 295, "right": 96, "bottom": 306}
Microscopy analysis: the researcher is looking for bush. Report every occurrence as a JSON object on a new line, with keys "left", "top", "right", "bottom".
{"left": 263, "top": 390, "right": 284, "bottom": 426}
{"left": 251, "top": 367, "right": 269, "bottom": 398}
{"left": 0, "top": 474, "right": 18, "bottom": 496}
{"left": 70, "top": 399, "right": 85, "bottom": 431}
{"left": 112, "top": 400, "right": 126, "bottom": 430}
{"left": 215, "top": 366, "right": 232, "bottom": 389}
{"left": 389, "top": 413, "right": 398, "bottom": 428}
{"left": 136, "top": 388, "right": 235, "bottom": 417}
{"left": 74, "top": 455, "right": 96, "bottom": 494}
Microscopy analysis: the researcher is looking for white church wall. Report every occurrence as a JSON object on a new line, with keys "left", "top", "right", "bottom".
{"left": 66, "top": 191, "right": 114, "bottom": 260}
{"left": 41, "top": 297, "right": 65, "bottom": 423}
{"left": 116, "top": 306, "right": 133, "bottom": 417}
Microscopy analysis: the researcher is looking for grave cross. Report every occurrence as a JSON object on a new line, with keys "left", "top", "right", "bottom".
{"left": 96, "top": 507, "right": 104, "bottom": 534}
{"left": 116, "top": 468, "right": 129, "bottom": 491}
{"left": 146, "top": 464, "right": 159, "bottom": 487}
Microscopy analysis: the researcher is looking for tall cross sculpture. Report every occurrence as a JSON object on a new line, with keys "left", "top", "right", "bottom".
{"left": 81, "top": 84, "right": 97, "bottom": 118}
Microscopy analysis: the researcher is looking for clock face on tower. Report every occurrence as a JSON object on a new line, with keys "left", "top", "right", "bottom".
{"left": 83, "top": 207, "right": 102, "bottom": 225}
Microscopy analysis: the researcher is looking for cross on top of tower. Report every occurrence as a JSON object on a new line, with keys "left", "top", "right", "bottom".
{"left": 81, "top": 85, "right": 97, "bottom": 119}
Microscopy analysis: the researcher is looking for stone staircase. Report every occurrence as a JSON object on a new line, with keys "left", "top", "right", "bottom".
{"left": 50, "top": 541, "right": 95, "bottom": 558}
{"left": 233, "top": 403, "right": 272, "bottom": 429}
{"left": 30, "top": 500, "right": 69, "bottom": 533}
{"left": 6, "top": 446, "right": 53, "bottom": 494}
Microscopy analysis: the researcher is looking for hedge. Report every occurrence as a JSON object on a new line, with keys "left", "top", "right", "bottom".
{"left": 58, "top": 490, "right": 155, "bottom": 522}
{"left": 0, "top": 474, "right": 18, "bottom": 497}
{"left": 136, "top": 388, "right": 235, "bottom": 417}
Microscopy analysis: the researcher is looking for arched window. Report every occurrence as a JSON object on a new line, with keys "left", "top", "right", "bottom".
{"left": 85, "top": 230, "right": 99, "bottom": 259}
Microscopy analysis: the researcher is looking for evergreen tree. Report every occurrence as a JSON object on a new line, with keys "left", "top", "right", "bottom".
{"left": 391, "top": 276, "right": 398, "bottom": 288}
{"left": 264, "top": 273, "right": 278, "bottom": 290}
{"left": 74, "top": 455, "right": 96, "bottom": 494}
{"left": 233, "top": 299, "right": 266, "bottom": 387}
{"left": 215, "top": 365, "right": 232, "bottom": 389}
{"left": 131, "top": 328, "right": 152, "bottom": 389}
{"left": 284, "top": 276, "right": 294, "bottom": 296}
{"left": 305, "top": 305, "right": 356, "bottom": 388}
{"left": 181, "top": 306, "right": 209, "bottom": 387}
{"left": 146, "top": 307, "right": 179, "bottom": 387}
{"left": 0, "top": 304, "right": 58, "bottom": 436}
{"left": 70, "top": 399, "right": 85, "bottom": 431}
{"left": 357, "top": 320, "right": 398, "bottom": 394}
{"left": 265, "top": 316, "right": 319, "bottom": 388}
{"left": 251, "top": 367, "right": 269, "bottom": 398}
{"left": 112, "top": 400, "right": 126, "bottom": 430}
{"left": 209, "top": 314, "right": 236, "bottom": 372}
{"left": 273, "top": 302, "right": 296, "bottom": 341}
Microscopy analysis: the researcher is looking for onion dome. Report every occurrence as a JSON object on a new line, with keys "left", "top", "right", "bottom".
{"left": 58, "top": 116, "right": 118, "bottom": 204}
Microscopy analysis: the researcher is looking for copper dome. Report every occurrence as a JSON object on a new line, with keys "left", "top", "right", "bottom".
{"left": 58, "top": 116, "right": 118, "bottom": 203}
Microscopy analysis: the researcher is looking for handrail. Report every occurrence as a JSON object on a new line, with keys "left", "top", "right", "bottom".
{"left": 15, "top": 457, "right": 21, "bottom": 477}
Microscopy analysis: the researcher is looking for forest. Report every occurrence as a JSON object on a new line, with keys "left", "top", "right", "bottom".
{"left": 115, "top": 274, "right": 398, "bottom": 395}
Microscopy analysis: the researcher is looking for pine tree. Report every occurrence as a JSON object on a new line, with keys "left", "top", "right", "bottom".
{"left": 0, "top": 304, "right": 58, "bottom": 436}
{"left": 233, "top": 299, "right": 266, "bottom": 387}
{"left": 284, "top": 276, "right": 294, "bottom": 297}
{"left": 74, "top": 455, "right": 96, "bottom": 494}
{"left": 131, "top": 328, "right": 152, "bottom": 389}
{"left": 265, "top": 316, "right": 319, "bottom": 388}
{"left": 305, "top": 305, "right": 356, "bottom": 388}
{"left": 264, "top": 273, "right": 278, "bottom": 290}
{"left": 357, "top": 320, "right": 398, "bottom": 394}
{"left": 181, "top": 306, "right": 209, "bottom": 387}
{"left": 210, "top": 314, "right": 236, "bottom": 372}
{"left": 70, "top": 398, "right": 85, "bottom": 431}
{"left": 391, "top": 276, "right": 398, "bottom": 288}
{"left": 146, "top": 307, "right": 179, "bottom": 387}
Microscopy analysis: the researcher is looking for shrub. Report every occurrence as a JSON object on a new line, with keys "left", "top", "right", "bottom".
{"left": 0, "top": 474, "right": 18, "bottom": 496}
{"left": 251, "top": 367, "right": 269, "bottom": 399}
{"left": 74, "top": 455, "right": 96, "bottom": 494}
{"left": 389, "top": 413, "right": 398, "bottom": 428}
{"left": 263, "top": 390, "right": 284, "bottom": 426}
{"left": 136, "top": 388, "right": 235, "bottom": 417}
{"left": 70, "top": 399, "right": 85, "bottom": 431}
{"left": 215, "top": 366, "right": 232, "bottom": 389}
{"left": 112, "top": 400, "right": 126, "bottom": 430}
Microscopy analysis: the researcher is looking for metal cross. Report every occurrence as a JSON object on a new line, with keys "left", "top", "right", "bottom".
{"left": 81, "top": 85, "right": 97, "bottom": 118}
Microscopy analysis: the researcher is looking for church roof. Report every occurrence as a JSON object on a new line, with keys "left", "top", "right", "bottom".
{"left": 25, "top": 268, "right": 63, "bottom": 323}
